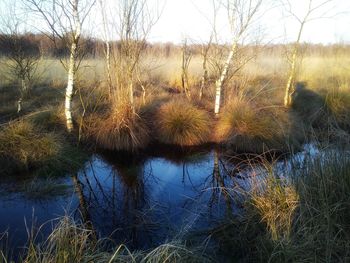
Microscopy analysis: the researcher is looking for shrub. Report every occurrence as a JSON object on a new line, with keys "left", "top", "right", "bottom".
{"left": 217, "top": 98, "right": 304, "bottom": 153}
{"left": 155, "top": 100, "right": 211, "bottom": 146}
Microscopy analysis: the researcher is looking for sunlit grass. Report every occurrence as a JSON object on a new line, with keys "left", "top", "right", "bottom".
{"left": 216, "top": 97, "right": 304, "bottom": 153}
{"left": 7, "top": 215, "right": 209, "bottom": 263}
{"left": 214, "top": 148, "right": 350, "bottom": 262}
{"left": 0, "top": 120, "right": 87, "bottom": 176}
{"left": 85, "top": 102, "right": 151, "bottom": 152}
{"left": 155, "top": 100, "right": 212, "bottom": 146}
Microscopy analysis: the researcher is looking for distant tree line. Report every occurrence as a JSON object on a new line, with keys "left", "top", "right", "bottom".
{"left": 1, "top": 33, "right": 348, "bottom": 59}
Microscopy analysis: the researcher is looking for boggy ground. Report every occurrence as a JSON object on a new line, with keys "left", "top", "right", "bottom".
{"left": 0, "top": 49, "right": 350, "bottom": 262}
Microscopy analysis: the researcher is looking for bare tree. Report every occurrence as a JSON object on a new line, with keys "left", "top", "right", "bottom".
{"left": 181, "top": 38, "right": 192, "bottom": 99}
{"left": 194, "top": 0, "right": 219, "bottom": 100}
{"left": 0, "top": 1, "right": 41, "bottom": 113}
{"left": 98, "top": 0, "right": 112, "bottom": 95}
{"left": 198, "top": 35, "right": 214, "bottom": 100}
{"left": 24, "top": 0, "right": 96, "bottom": 132}
{"left": 105, "top": 0, "right": 161, "bottom": 113}
{"left": 214, "top": 0, "right": 262, "bottom": 115}
{"left": 282, "top": 0, "right": 336, "bottom": 107}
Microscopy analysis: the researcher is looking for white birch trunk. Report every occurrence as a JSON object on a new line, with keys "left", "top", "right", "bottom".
{"left": 17, "top": 98, "right": 22, "bottom": 113}
{"left": 284, "top": 20, "right": 305, "bottom": 108}
{"left": 284, "top": 50, "right": 297, "bottom": 107}
{"left": 199, "top": 56, "right": 208, "bottom": 100}
{"left": 214, "top": 42, "right": 237, "bottom": 115}
{"left": 65, "top": 0, "right": 81, "bottom": 132}
{"left": 65, "top": 44, "right": 76, "bottom": 132}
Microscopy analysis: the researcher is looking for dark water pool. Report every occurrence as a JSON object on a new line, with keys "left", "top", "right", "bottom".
{"left": 0, "top": 146, "right": 315, "bottom": 253}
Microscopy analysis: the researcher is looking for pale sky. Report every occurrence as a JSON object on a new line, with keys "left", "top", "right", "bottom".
{"left": 1, "top": 0, "right": 350, "bottom": 44}
{"left": 148, "top": 0, "right": 350, "bottom": 44}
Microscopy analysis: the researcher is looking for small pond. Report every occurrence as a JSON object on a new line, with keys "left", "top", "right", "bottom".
{"left": 0, "top": 145, "right": 318, "bottom": 254}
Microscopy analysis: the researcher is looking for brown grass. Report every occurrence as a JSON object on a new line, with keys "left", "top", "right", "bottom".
{"left": 216, "top": 98, "right": 304, "bottom": 153}
{"left": 155, "top": 100, "right": 211, "bottom": 146}
{"left": 251, "top": 175, "right": 299, "bottom": 241}
{"left": 85, "top": 103, "right": 150, "bottom": 152}
{"left": 0, "top": 120, "right": 61, "bottom": 173}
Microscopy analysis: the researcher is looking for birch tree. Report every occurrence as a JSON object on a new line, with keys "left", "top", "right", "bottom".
{"left": 106, "top": 0, "right": 160, "bottom": 113}
{"left": 24, "top": 0, "right": 96, "bottom": 132}
{"left": 282, "top": 0, "right": 335, "bottom": 107}
{"left": 214, "top": 0, "right": 262, "bottom": 115}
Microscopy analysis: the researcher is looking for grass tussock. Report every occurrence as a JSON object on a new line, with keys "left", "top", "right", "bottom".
{"left": 0, "top": 120, "right": 61, "bottom": 174}
{"left": 217, "top": 98, "right": 304, "bottom": 153}
{"left": 155, "top": 100, "right": 211, "bottom": 146}
{"left": 24, "top": 216, "right": 98, "bottom": 263}
{"left": 85, "top": 103, "right": 150, "bottom": 152}
{"left": 0, "top": 120, "right": 87, "bottom": 176}
{"left": 15, "top": 216, "right": 208, "bottom": 263}
{"left": 250, "top": 175, "right": 298, "bottom": 241}
{"left": 215, "top": 150, "right": 350, "bottom": 262}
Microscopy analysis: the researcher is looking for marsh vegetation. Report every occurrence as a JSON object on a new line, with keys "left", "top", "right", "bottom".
{"left": 0, "top": 0, "right": 350, "bottom": 262}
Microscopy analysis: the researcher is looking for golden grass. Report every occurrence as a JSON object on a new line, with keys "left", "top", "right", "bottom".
{"left": 85, "top": 103, "right": 150, "bottom": 152}
{"left": 0, "top": 120, "right": 61, "bottom": 173}
{"left": 155, "top": 100, "right": 211, "bottom": 146}
{"left": 251, "top": 175, "right": 298, "bottom": 241}
{"left": 19, "top": 215, "right": 208, "bottom": 263}
{"left": 214, "top": 150, "right": 350, "bottom": 262}
{"left": 0, "top": 119, "right": 87, "bottom": 176}
{"left": 26, "top": 107, "right": 65, "bottom": 131}
{"left": 216, "top": 98, "right": 304, "bottom": 153}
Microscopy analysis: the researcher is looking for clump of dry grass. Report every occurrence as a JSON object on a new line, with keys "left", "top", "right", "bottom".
{"left": 214, "top": 149, "right": 350, "bottom": 262}
{"left": 24, "top": 216, "right": 97, "bottom": 263}
{"left": 0, "top": 119, "right": 87, "bottom": 176}
{"left": 85, "top": 103, "right": 150, "bottom": 152}
{"left": 216, "top": 98, "right": 304, "bottom": 153}
{"left": 251, "top": 175, "right": 299, "bottom": 241}
{"left": 211, "top": 164, "right": 299, "bottom": 261}
{"left": 17, "top": 215, "right": 209, "bottom": 263}
{"left": 155, "top": 100, "right": 211, "bottom": 146}
{"left": 0, "top": 120, "right": 61, "bottom": 174}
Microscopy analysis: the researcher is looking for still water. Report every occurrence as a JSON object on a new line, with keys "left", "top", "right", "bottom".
{"left": 0, "top": 146, "right": 314, "bottom": 252}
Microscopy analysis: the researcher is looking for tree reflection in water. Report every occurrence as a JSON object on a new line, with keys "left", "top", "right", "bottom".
{"left": 70, "top": 149, "right": 268, "bottom": 249}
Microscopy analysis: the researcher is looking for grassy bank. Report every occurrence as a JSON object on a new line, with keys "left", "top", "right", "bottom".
{"left": 0, "top": 118, "right": 87, "bottom": 177}
{"left": 1, "top": 146, "right": 349, "bottom": 262}
{"left": 213, "top": 149, "right": 350, "bottom": 262}
{"left": 1, "top": 47, "right": 350, "bottom": 154}
{"left": 0, "top": 216, "right": 208, "bottom": 263}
